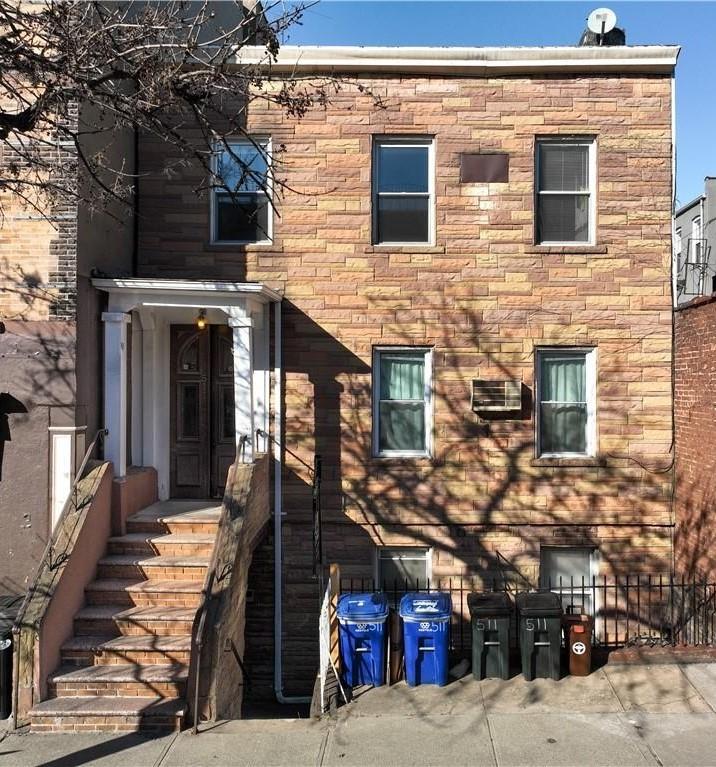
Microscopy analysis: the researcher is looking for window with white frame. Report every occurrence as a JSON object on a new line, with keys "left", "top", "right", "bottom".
{"left": 674, "top": 227, "right": 682, "bottom": 257}
{"left": 536, "top": 348, "right": 596, "bottom": 457}
{"left": 691, "top": 215, "right": 703, "bottom": 263}
{"left": 377, "top": 547, "right": 430, "bottom": 589}
{"left": 536, "top": 138, "right": 595, "bottom": 245}
{"left": 212, "top": 139, "right": 271, "bottom": 243}
{"left": 540, "top": 546, "right": 596, "bottom": 616}
{"left": 373, "top": 348, "right": 432, "bottom": 457}
{"left": 373, "top": 138, "right": 434, "bottom": 244}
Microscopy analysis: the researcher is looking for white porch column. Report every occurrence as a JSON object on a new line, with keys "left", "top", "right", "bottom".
{"left": 253, "top": 304, "right": 270, "bottom": 454}
{"left": 228, "top": 313, "right": 254, "bottom": 463}
{"left": 102, "top": 311, "right": 131, "bottom": 477}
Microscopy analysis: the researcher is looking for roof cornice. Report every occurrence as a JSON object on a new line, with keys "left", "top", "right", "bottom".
{"left": 235, "top": 45, "right": 680, "bottom": 76}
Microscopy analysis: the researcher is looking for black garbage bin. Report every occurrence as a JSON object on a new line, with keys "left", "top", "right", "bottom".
{"left": 468, "top": 592, "right": 512, "bottom": 680}
{"left": 516, "top": 592, "right": 562, "bottom": 681}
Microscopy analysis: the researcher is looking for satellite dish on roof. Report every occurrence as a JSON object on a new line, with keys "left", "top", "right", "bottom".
{"left": 587, "top": 7, "right": 617, "bottom": 35}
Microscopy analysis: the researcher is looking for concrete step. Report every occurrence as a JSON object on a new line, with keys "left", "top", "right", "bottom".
{"left": 96, "top": 554, "right": 209, "bottom": 581}
{"left": 127, "top": 500, "right": 221, "bottom": 534}
{"left": 61, "top": 635, "right": 192, "bottom": 666}
{"left": 85, "top": 579, "right": 203, "bottom": 608}
{"left": 107, "top": 532, "right": 215, "bottom": 557}
{"left": 75, "top": 605, "right": 197, "bottom": 636}
{"left": 29, "top": 695, "right": 185, "bottom": 733}
{"left": 49, "top": 663, "right": 188, "bottom": 699}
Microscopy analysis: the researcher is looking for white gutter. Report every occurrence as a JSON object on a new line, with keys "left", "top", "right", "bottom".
{"left": 237, "top": 44, "right": 679, "bottom": 75}
{"left": 273, "top": 300, "right": 311, "bottom": 705}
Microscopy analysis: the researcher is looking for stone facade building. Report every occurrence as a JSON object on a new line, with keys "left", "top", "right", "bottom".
{"left": 133, "top": 46, "right": 678, "bottom": 693}
{"left": 2, "top": 42, "right": 679, "bottom": 705}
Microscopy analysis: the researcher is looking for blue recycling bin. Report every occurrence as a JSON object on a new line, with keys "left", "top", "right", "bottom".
{"left": 337, "top": 592, "right": 389, "bottom": 687}
{"left": 400, "top": 592, "right": 452, "bottom": 686}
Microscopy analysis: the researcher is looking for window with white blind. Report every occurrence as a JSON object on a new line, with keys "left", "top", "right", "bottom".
{"left": 373, "top": 139, "right": 434, "bottom": 244}
{"left": 373, "top": 348, "right": 432, "bottom": 457}
{"left": 536, "top": 348, "right": 597, "bottom": 457}
{"left": 211, "top": 139, "right": 271, "bottom": 243}
{"left": 674, "top": 227, "right": 682, "bottom": 257}
{"left": 540, "top": 547, "right": 597, "bottom": 615}
{"left": 536, "top": 138, "right": 595, "bottom": 245}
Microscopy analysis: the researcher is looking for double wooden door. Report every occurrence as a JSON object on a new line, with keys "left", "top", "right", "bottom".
{"left": 170, "top": 325, "right": 235, "bottom": 498}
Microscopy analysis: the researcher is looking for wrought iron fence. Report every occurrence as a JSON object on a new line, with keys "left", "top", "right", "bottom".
{"left": 340, "top": 574, "right": 716, "bottom": 653}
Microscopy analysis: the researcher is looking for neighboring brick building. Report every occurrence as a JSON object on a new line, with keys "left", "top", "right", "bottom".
{"left": 127, "top": 45, "right": 678, "bottom": 693}
{"left": 675, "top": 294, "right": 716, "bottom": 578}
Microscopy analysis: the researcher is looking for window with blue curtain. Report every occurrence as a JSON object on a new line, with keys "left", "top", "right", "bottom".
{"left": 538, "top": 350, "right": 593, "bottom": 455}
{"left": 375, "top": 350, "right": 429, "bottom": 454}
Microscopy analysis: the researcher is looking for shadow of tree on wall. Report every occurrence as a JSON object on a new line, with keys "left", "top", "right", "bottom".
{"left": 272, "top": 295, "right": 683, "bottom": 694}
{"left": 0, "top": 259, "right": 79, "bottom": 596}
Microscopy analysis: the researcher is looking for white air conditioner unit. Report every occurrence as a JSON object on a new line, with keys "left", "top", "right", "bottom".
{"left": 472, "top": 379, "right": 522, "bottom": 412}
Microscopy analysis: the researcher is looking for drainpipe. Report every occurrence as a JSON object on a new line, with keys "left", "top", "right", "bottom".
{"left": 273, "top": 299, "right": 312, "bottom": 705}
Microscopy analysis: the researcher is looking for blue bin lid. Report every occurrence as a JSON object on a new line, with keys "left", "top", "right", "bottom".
{"left": 399, "top": 592, "right": 452, "bottom": 620}
{"left": 337, "top": 592, "right": 389, "bottom": 620}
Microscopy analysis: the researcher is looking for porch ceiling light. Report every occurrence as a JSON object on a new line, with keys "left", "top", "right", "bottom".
{"left": 196, "top": 309, "right": 207, "bottom": 330}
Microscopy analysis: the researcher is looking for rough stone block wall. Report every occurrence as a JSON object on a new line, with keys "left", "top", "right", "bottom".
{"left": 675, "top": 296, "right": 716, "bottom": 579}
{"left": 138, "top": 72, "right": 675, "bottom": 692}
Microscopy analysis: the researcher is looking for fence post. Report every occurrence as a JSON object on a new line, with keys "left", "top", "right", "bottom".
{"left": 329, "top": 563, "right": 341, "bottom": 672}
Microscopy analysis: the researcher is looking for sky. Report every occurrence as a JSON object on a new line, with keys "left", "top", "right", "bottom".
{"left": 278, "top": 1, "right": 716, "bottom": 207}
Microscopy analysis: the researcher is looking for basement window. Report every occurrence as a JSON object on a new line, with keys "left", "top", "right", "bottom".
{"left": 377, "top": 547, "right": 431, "bottom": 590}
{"left": 540, "top": 546, "right": 597, "bottom": 615}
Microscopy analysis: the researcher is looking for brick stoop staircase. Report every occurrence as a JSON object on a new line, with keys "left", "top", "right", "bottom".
{"left": 29, "top": 500, "right": 221, "bottom": 733}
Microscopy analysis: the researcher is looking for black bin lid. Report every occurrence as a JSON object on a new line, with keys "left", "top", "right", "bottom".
{"left": 467, "top": 592, "right": 512, "bottom": 617}
{"left": 516, "top": 591, "right": 563, "bottom": 617}
{"left": 0, "top": 595, "right": 22, "bottom": 638}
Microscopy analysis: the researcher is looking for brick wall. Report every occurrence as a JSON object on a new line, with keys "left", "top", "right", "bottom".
{"left": 138, "top": 71, "right": 675, "bottom": 692}
{"left": 675, "top": 296, "right": 716, "bottom": 578}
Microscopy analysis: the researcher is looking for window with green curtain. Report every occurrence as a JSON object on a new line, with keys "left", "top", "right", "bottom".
{"left": 377, "top": 351, "right": 427, "bottom": 453}
{"left": 539, "top": 352, "right": 588, "bottom": 455}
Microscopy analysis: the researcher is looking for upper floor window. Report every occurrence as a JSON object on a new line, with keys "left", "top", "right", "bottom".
{"left": 536, "top": 348, "right": 596, "bottom": 458}
{"left": 373, "top": 138, "right": 434, "bottom": 245}
{"left": 536, "top": 138, "right": 595, "bottom": 245}
{"left": 373, "top": 348, "right": 432, "bottom": 457}
{"left": 674, "top": 227, "right": 682, "bottom": 257}
{"left": 212, "top": 139, "right": 271, "bottom": 243}
{"left": 691, "top": 215, "right": 703, "bottom": 263}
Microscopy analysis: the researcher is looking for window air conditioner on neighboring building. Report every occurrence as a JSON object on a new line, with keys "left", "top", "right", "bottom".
{"left": 472, "top": 379, "right": 522, "bottom": 412}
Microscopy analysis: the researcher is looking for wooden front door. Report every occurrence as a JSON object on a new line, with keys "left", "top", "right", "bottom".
{"left": 170, "top": 325, "right": 235, "bottom": 498}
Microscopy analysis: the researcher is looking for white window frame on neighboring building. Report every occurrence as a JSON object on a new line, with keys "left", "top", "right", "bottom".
{"left": 691, "top": 215, "right": 703, "bottom": 263}
{"left": 210, "top": 137, "right": 272, "bottom": 244}
{"left": 535, "top": 347, "right": 597, "bottom": 458}
{"left": 372, "top": 137, "right": 435, "bottom": 246}
{"left": 535, "top": 136, "right": 597, "bottom": 246}
{"left": 372, "top": 347, "right": 433, "bottom": 458}
{"left": 674, "top": 226, "right": 682, "bottom": 257}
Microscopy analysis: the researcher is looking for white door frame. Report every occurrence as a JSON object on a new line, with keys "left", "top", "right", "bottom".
{"left": 93, "top": 278, "right": 280, "bottom": 499}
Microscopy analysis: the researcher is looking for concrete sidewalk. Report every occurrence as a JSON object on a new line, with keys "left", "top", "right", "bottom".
{"left": 4, "top": 663, "right": 716, "bottom": 766}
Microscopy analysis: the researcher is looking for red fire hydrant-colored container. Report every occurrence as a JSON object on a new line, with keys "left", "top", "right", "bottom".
{"left": 563, "top": 614, "right": 593, "bottom": 676}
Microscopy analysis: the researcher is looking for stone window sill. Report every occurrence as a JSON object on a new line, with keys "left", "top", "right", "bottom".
{"left": 206, "top": 243, "right": 284, "bottom": 253}
{"left": 525, "top": 245, "right": 608, "bottom": 255}
{"left": 531, "top": 456, "right": 606, "bottom": 468}
{"left": 363, "top": 245, "right": 446, "bottom": 255}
